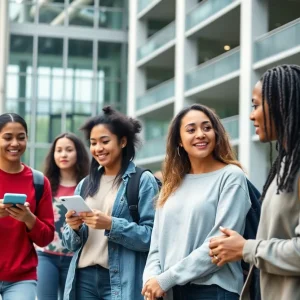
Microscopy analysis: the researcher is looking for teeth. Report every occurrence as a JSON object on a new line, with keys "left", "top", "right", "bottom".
{"left": 9, "top": 150, "right": 18, "bottom": 153}
{"left": 195, "top": 143, "right": 207, "bottom": 146}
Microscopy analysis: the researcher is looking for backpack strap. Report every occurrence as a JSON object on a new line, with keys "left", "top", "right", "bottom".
{"left": 126, "top": 167, "right": 150, "bottom": 224}
{"left": 31, "top": 168, "right": 44, "bottom": 207}
{"left": 80, "top": 175, "right": 90, "bottom": 199}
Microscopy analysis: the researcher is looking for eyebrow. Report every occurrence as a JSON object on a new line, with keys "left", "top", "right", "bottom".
{"left": 2, "top": 132, "right": 26, "bottom": 136}
{"left": 184, "top": 121, "right": 210, "bottom": 128}
{"left": 90, "top": 136, "right": 110, "bottom": 141}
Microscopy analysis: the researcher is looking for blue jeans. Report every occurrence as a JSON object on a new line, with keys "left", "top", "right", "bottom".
{"left": 0, "top": 280, "right": 36, "bottom": 300}
{"left": 75, "top": 265, "right": 111, "bottom": 300}
{"left": 172, "top": 284, "right": 239, "bottom": 300}
{"left": 37, "top": 251, "right": 72, "bottom": 300}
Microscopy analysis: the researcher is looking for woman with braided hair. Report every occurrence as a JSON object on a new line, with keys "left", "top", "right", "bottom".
{"left": 209, "top": 64, "right": 300, "bottom": 300}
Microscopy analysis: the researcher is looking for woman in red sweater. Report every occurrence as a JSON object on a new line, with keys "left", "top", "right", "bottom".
{"left": 0, "top": 113, "right": 54, "bottom": 300}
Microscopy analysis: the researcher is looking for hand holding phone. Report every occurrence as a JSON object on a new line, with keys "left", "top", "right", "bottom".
{"left": 65, "top": 210, "right": 83, "bottom": 231}
{"left": 0, "top": 199, "right": 13, "bottom": 218}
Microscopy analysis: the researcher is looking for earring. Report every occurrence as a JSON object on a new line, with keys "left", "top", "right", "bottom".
{"left": 177, "top": 146, "right": 181, "bottom": 157}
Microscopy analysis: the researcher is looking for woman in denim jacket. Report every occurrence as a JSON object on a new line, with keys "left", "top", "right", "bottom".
{"left": 62, "top": 106, "right": 159, "bottom": 300}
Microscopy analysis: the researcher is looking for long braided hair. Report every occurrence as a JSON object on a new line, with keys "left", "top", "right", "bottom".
{"left": 260, "top": 64, "right": 300, "bottom": 200}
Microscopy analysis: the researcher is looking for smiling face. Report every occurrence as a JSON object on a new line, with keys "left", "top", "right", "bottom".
{"left": 179, "top": 110, "right": 216, "bottom": 162}
{"left": 54, "top": 137, "right": 77, "bottom": 171}
{"left": 0, "top": 122, "right": 27, "bottom": 164}
{"left": 89, "top": 124, "right": 126, "bottom": 174}
{"left": 250, "top": 81, "right": 276, "bottom": 142}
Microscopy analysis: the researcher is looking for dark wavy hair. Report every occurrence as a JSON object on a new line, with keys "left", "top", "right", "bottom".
{"left": 0, "top": 113, "right": 28, "bottom": 135}
{"left": 80, "top": 106, "right": 141, "bottom": 198}
{"left": 44, "top": 132, "right": 90, "bottom": 196}
{"left": 260, "top": 64, "right": 300, "bottom": 199}
{"left": 159, "top": 104, "right": 242, "bottom": 206}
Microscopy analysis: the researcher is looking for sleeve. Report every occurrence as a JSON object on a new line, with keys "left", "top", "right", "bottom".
{"left": 27, "top": 176, "right": 55, "bottom": 247}
{"left": 243, "top": 178, "right": 300, "bottom": 276}
{"left": 62, "top": 223, "right": 88, "bottom": 252}
{"left": 104, "top": 171, "right": 159, "bottom": 252}
{"left": 156, "top": 183, "right": 251, "bottom": 292}
{"left": 143, "top": 209, "right": 162, "bottom": 285}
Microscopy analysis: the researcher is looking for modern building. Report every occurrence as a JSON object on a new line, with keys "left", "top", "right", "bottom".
{"left": 0, "top": 0, "right": 128, "bottom": 170}
{"left": 128, "top": 0, "right": 300, "bottom": 191}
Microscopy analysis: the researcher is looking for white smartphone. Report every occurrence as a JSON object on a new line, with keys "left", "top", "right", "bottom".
{"left": 59, "top": 195, "right": 92, "bottom": 216}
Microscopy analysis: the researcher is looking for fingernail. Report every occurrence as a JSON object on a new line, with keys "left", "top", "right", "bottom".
{"left": 220, "top": 226, "right": 225, "bottom": 230}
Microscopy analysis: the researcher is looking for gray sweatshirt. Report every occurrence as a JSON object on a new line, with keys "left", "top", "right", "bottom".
{"left": 241, "top": 169, "right": 300, "bottom": 300}
{"left": 143, "top": 164, "right": 251, "bottom": 297}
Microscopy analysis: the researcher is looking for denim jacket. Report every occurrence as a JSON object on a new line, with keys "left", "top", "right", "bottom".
{"left": 62, "top": 162, "right": 159, "bottom": 300}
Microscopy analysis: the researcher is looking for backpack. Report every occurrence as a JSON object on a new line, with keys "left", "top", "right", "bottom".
{"left": 30, "top": 168, "right": 44, "bottom": 208}
{"left": 243, "top": 179, "right": 261, "bottom": 300}
{"left": 79, "top": 167, "right": 162, "bottom": 223}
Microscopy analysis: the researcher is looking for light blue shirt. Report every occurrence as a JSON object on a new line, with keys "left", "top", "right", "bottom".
{"left": 143, "top": 164, "right": 251, "bottom": 296}
{"left": 62, "top": 162, "right": 159, "bottom": 300}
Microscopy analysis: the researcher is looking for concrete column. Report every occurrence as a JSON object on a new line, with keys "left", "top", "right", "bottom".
{"left": 0, "top": 0, "right": 9, "bottom": 114}
{"left": 127, "top": 0, "right": 147, "bottom": 117}
{"left": 239, "top": 0, "right": 268, "bottom": 191}
{"left": 174, "top": 0, "right": 198, "bottom": 114}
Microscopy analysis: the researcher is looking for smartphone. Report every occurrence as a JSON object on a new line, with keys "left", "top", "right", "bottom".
{"left": 59, "top": 195, "right": 92, "bottom": 216}
{"left": 3, "top": 193, "right": 27, "bottom": 206}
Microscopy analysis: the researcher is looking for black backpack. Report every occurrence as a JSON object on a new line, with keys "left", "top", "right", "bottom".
{"left": 30, "top": 168, "right": 44, "bottom": 208}
{"left": 79, "top": 167, "right": 162, "bottom": 223}
{"left": 243, "top": 179, "right": 261, "bottom": 300}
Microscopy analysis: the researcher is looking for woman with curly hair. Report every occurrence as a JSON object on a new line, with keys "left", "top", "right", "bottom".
{"left": 63, "top": 106, "right": 159, "bottom": 300}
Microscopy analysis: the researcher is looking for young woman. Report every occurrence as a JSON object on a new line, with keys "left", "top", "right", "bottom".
{"left": 142, "top": 104, "right": 251, "bottom": 300}
{"left": 209, "top": 64, "right": 300, "bottom": 300}
{"left": 0, "top": 113, "right": 54, "bottom": 300}
{"left": 62, "top": 106, "right": 159, "bottom": 300}
{"left": 36, "top": 132, "right": 89, "bottom": 300}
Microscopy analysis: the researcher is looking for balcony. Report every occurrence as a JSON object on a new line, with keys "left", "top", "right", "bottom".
{"left": 222, "top": 115, "right": 239, "bottom": 141}
{"left": 136, "top": 136, "right": 166, "bottom": 160}
{"left": 185, "top": 48, "right": 240, "bottom": 92}
{"left": 186, "top": 0, "right": 237, "bottom": 31}
{"left": 138, "top": 0, "right": 155, "bottom": 14}
{"left": 136, "top": 78, "right": 174, "bottom": 111}
{"left": 137, "top": 21, "right": 176, "bottom": 62}
{"left": 255, "top": 18, "right": 300, "bottom": 62}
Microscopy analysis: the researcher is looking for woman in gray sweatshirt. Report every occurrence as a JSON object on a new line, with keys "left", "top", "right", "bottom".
{"left": 142, "top": 104, "right": 251, "bottom": 300}
{"left": 209, "top": 64, "right": 300, "bottom": 300}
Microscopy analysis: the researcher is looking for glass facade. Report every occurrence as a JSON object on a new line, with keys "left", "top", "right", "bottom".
{"left": 6, "top": 0, "right": 128, "bottom": 169}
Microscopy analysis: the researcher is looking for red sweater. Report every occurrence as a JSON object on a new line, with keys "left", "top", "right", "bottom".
{"left": 0, "top": 164, "right": 54, "bottom": 281}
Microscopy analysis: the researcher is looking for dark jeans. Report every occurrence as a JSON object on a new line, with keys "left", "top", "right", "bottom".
{"left": 37, "top": 251, "right": 72, "bottom": 300}
{"left": 172, "top": 284, "right": 239, "bottom": 300}
{"left": 75, "top": 265, "right": 111, "bottom": 300}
